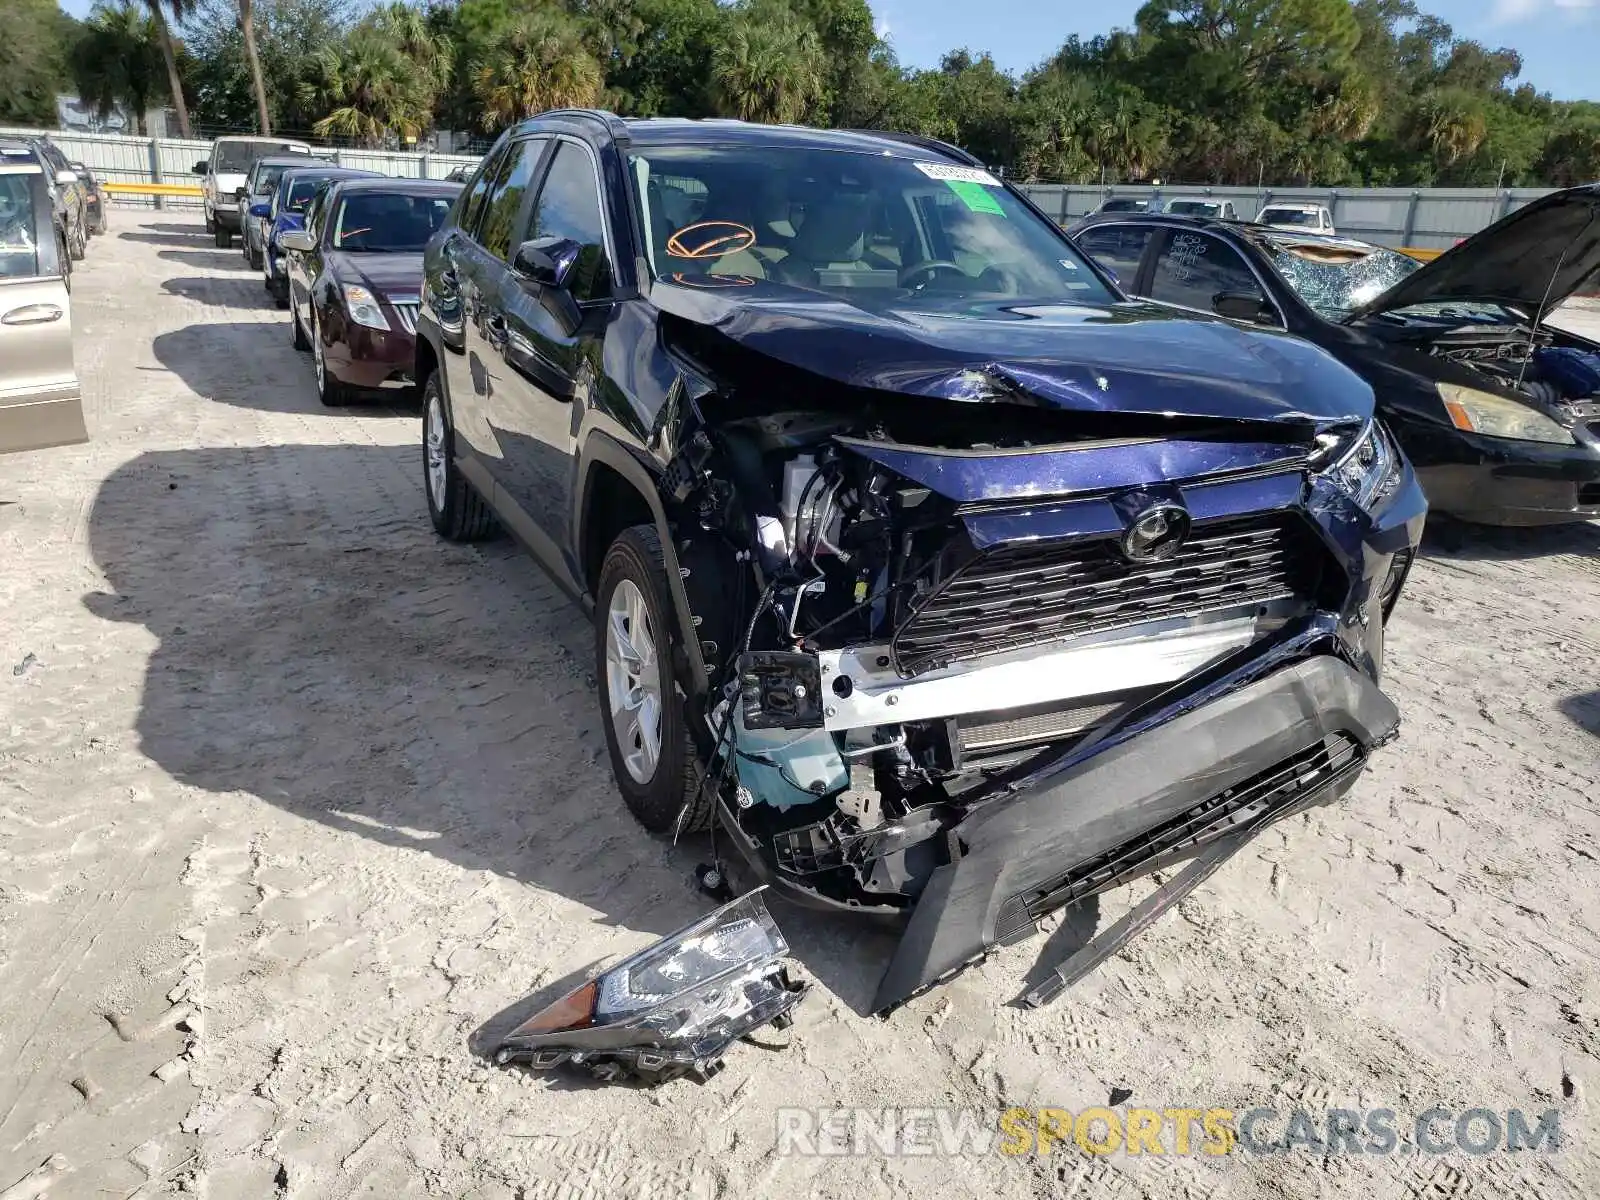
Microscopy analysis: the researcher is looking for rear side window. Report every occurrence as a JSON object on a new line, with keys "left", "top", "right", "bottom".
{"left": 478, "top": 137, "right": 545, "bottom": 261}
{"left": 1149, "top": 231, "right": 1267, "bottom": 314}
{"left": 457, "top": 145, "right": 508, "bottom": 244}
{"left": 0, "top": 175, "right": 42, "bottom": 278}
{"left": 524, "top": 142, "right": 610, "bottom": 301}
{"left": 1075, "top": 226, "right": 1152, "bottom": 285}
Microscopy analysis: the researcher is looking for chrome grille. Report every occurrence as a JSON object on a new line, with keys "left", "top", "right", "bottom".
{"left": 392, "top": 303, "right": 419, "bottom": 335}
{"left": 891, "top": 515, "right": 1323, "bottom": 676}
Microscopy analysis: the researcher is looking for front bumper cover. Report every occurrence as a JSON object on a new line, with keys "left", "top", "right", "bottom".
{"left": 870, "top": 651, "right": 1399, "bottom": 1012}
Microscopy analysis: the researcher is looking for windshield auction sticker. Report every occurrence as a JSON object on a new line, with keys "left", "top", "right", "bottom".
{"left": 914, "top": 162, "right": 1002, "bottom": 187}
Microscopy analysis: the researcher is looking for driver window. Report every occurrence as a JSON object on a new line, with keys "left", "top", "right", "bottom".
{"left": 1149, "top": 231, "right": 1266, "bottom": 314}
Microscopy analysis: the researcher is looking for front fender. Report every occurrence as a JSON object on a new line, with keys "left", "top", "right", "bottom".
{"left": 577, "top": 431, "right": 709, "bottom": 697}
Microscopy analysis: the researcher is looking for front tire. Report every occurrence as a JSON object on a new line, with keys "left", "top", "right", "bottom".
{"left": 422, "top": 372, "right": 496, "bottom": 542}
{"left": 214, "top": 224, "right": 232, "bottom": 249}
{"left": 311, "top": 310, "right": 349, "bottom": 406}
{"left": 290, "top": 292, "right": 310, "bottom": 351}
{"left": 596, "top": 526, "right": 708, "bottom": 835}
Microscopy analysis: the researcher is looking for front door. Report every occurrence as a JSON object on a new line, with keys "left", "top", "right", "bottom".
{"left": 439, "top": 138, "right": 546, "bottom": 467}
{"left": 485, "top": 139, "right": 614, "bottom": 584}
{"left": 0, "top": 169, "right": 85, "bottom": 454}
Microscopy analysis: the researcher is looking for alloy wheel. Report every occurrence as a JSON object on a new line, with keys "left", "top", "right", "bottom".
{"left": 425, "top": 392, "right": 448, "bottom": 511}
{"left": 605, "top": 579, "right": 662, "bottom": 784}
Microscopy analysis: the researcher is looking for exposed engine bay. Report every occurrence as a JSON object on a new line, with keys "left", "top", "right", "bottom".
{"left": 666, "top": 387, "right": 1338, "bottom": 926}
{"left": 1426, "top": 324, "right": 1600, "bottom": 407}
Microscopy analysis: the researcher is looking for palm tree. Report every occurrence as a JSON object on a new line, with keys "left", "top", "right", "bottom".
{"left": 142, "top": 0, "right": 192, "bottom": 137}
{"left": 472, "top": 12, "right": 604, "bottom": 132}
{"left": 238, "top": 0, "right": 272, "bottom": 134}
{"left": 302, "top": 28, "right": 429, "bottom": 148}
{"left": 710, "top": 8, "right": 824, "bottom": 125}
{"left": 368, "top": 2, "right": 452, "bottom": 99}
{"left": 72, "top": 1, "right": 167, "bottom": 135}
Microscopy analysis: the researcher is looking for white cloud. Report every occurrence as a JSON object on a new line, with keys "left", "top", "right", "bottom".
{"left": 1492, "top": 0, "right": 1594, "bottom": 18}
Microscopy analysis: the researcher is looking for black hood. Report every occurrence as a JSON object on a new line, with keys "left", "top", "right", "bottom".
{"left": 649, "top": 277, "right": 1374, "bottom": 428}
{"left": 1350, "top": 184, "right": 1600, "bottom": 321}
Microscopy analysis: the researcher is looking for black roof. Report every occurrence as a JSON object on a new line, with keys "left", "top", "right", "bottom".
{"left": 325, "top": 177, "right": 462, "bottom": 195}
{"left": 509, "top": 109, "right": 977, "bottom": 165}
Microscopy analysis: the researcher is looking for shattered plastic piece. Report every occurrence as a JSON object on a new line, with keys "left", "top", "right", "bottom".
{"left": 493, "top": 889, "right": 808, "bottom": 1084}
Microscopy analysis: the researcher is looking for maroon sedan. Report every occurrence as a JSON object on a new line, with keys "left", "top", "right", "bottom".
{"left": 279, "top": 177, "right": 461, "bottom": 405}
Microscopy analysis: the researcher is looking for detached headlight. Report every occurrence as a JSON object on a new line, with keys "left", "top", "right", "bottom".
{"left": 342, "top": 284, "right": 390, "bottom": 331}
{"left": 1315, "top": 418, "right": 1402, "bottom": 510}
{"left": 1437, "top": 382, "right": 1575, "bottom": 445}
{"left": 494, "top": 888, "right": 807, "bottom": 1084}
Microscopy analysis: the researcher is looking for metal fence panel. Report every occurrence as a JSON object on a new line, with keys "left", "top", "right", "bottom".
{"left": 0, "top": 124, "right": 1564, "bottom": 244}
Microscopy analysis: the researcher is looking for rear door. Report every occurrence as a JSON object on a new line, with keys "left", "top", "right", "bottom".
{"left": 0, "top": 168, "right": 86, "bottom": 454}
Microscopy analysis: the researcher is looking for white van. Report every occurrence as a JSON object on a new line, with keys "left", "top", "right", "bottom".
{"left": 194, "top": 136, "right": 311, "bottom": 248}
{"left": 1254, "top": 202, "right": 1336, "bottom": 235}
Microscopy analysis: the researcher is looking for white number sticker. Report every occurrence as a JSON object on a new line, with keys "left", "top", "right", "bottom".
{"left": 913, "top": 162, "right": 1002, "bottom": 187}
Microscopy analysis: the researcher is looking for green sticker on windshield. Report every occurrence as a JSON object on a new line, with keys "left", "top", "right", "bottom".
{"left": 947, "top": 180, "right": 1006, "bottom": 216}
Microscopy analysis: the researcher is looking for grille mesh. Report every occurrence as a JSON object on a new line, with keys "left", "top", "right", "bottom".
{"left": 891, "top": 515, "right": 1322, "bottom": 676}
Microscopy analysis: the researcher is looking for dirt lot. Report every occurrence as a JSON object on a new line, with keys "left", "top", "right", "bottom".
{"left": 1, "top": 215, "right": 1597, "bottom": 1200}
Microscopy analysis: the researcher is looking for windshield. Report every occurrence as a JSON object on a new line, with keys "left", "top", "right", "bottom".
{"left": 283, "top": 174, "right": 337, "bottom": 212}
{"left": 1260, "top": 208, "right": 1320, "bottom": 227}
{"left": 331, "top": 191, "right": 452, "bottom": 251}
{"left": 0, "top": 175, "right": 40, "bottom": 278}
{"left": 629, "top": 144, "right": 1116, "bottom": 307}
{"left": 1166, "top": 201, "right": 1222, "bottom": 217}
{"left": 1262, "top": 239, "right": 1421, "bottom": 319}
{"left": 214, "top": 140, "right": 305, "bottom": 174}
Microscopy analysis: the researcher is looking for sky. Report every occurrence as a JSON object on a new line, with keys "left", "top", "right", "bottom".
{"left": 57, "top": 0, "right": 1599, "bottom": 102}
{"left": 874, "top": 0, "right": 1597, "bottom": 100}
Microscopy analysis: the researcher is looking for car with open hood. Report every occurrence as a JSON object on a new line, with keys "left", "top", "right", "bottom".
{"left": 1070, "top": 195, "right": 1600, "bottom": 527}
{"left": 412, "top": 112, "right": 1425, "bottom": 1036}
{"left": 279, "top": 176, "right": 459, "bottom": 404}
{"left": 254, "top": 165, "right": 378, "bottom": 306}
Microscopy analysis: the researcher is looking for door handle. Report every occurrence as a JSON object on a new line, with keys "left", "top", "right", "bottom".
{"left": 1, "top": 304, "right": 64, "bottom": 326}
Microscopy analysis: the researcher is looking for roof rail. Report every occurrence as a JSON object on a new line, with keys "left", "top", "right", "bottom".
{"left": 836, "top": 129, "right": 985, "bottom": 168}
{"left": 537, "top": 109, "right": 632, "bottom": 143}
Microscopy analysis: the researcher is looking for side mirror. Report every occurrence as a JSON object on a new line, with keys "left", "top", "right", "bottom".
{"left": 193, "top": 160, "right": 208, "bottom": 176}
{"left": 277, "top": 229, "right": 314, "bottom": 253}
{"left": 249, "top": 201, "right": 271, "bottom": 219}
{"left": 1213, "top": 291, "right": 1275, "bottom": 325}
{"left": 54, "top": 168, "right": 78, "bottom": 186}
{"left": 511, "top": 236, "right": 582, "bottom": 291}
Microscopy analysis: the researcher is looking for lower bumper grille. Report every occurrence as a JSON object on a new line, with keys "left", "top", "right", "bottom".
{"left": 1011, "top": 730, "right": 1364, "bottom": 926}
{"left": 892, "top": 515, "right": 1323, "bottom": 676}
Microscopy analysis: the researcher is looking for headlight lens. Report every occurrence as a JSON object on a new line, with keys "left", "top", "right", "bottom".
{"left": 498, "top": 888, "right": 803, "bottom": 1077}
{"left": 1318, "top": 418, "right": 1402, "bottom": 509}
{"left": 342, "top": 284, "right": 390, "bottom": 331}
{"left": 1437, "top": 382, "right": 1575, "bottom": 445}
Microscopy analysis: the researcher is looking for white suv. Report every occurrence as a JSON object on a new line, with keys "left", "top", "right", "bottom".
{"left": 195, "top": 136, "right": 311, "bottom": 248}
{"left": 1254, "top": 203, "right": 1336, "bottom": 235}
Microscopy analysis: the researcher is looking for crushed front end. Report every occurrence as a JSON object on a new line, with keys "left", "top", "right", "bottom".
{"left": 660, "top": 367, "right": 1426, "bottom": 1014}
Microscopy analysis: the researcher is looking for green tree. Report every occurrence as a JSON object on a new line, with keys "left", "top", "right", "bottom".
{"left": 238, "top": 0, "right": 273, "bottom": 132}
{"left": 144, "top": 0, "right": 194, "bottom": 136}
{"left": 301, "top": 24, "right": 430, "bottom": 146}
{"left": 710, "top": 1, "right": 825, "bottom": 125}
{"left": 0, "top": 0, "right": 78, "bottom": 127}
{"left": 472, "top": 9, "right": 603, "bottom": 132}
{"left": 72, "top": 0, "right": 168, "bottom": 135}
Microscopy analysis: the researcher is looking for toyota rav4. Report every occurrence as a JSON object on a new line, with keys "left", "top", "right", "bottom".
{"left": 414, "top": 112, "right": 1427, "bottom": 1015}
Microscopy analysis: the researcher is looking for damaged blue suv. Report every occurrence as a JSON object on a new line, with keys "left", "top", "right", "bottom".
{"left": 415, "top": 113, "right": 1427, "bottom": 1029}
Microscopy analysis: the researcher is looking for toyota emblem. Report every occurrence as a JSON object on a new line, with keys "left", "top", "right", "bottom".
{"left": 1119, "top": 504, "right": 1190, "bottom": 562}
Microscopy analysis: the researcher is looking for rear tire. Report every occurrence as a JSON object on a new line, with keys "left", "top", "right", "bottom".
{"left": 422, "top": 372, "right": 497, "bottom": 542}
{"left": 214, "top": 224, "right": 232, "bottom": 249}
{"left": 595, "top": 526, "right": 709, "bottom": 836}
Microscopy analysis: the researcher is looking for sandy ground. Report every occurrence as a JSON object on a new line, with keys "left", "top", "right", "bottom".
{"left": 1, "top": 214, "right": 1597, "bottom": 1200}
